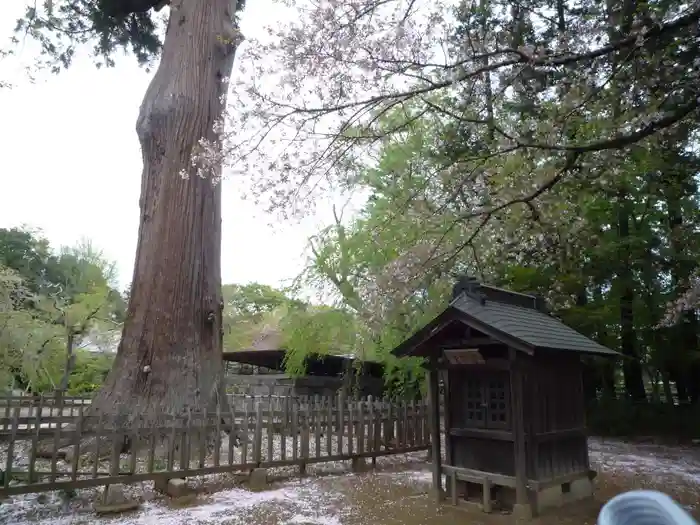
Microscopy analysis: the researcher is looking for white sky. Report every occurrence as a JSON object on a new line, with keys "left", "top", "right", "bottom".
{"left": 0, "top": 0, "right": 346, "bottom": 295}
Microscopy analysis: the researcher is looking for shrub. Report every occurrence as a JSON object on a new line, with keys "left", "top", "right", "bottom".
{"left": 587, "top": 398, "right": 700, "bottom": 440}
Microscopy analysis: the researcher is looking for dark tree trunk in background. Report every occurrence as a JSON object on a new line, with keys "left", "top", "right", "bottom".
{"left": 604, "top": 0, "right": 645, "bottom": 402}
{"left": 591, "top": 284, "right": 617, "bottom": 399}
{"left": 617, "top": 189, "right": 646, "bottom": 401}
{"left": 666, "top": 163, "right": 698, "bottom": 404}
{"left": 89, "top": 0, "right": 241, "bottom": 427}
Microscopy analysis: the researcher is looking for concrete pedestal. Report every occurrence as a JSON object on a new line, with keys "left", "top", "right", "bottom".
{"left": 248, "top": 468, "right": 269, "bottom": 490}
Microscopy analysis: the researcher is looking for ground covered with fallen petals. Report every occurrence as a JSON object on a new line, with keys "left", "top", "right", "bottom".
{"left": 2, "top": 438, "right": 699, "bottom": 525}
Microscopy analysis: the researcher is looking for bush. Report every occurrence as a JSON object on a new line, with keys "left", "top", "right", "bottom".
{"left": 587, "top": 398, "right": 700, "bottom": 440}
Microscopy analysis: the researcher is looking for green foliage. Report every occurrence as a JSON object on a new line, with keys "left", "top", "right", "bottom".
{"left": 222, "top": 282, "right": 294, "bottom": 351}
{"left": 67, "top": 351, "right": 114, "bottom": 394}
{"left": 0, "top": 227, "right": 60, "bottom": 296}
{"left": 223, "top": 282, "right": 297, "bottom": 317}
{"left": 291, "top": 46, "right": 700, "bottom": 408}
{"left": 219, "top": 280, "right": 423, "bottom": 396}
{"left": 0, "top": 229, "right": 125, "bottom": 324}
{"left": 12, "top": 0, "right": 163, "bottom": 71}
{"left": 587, "top": 398, "right": 700, "bottom": 441}
{"left": 0, "top": 228, "right": 124, "bottom": 394}
{"left": 280, "top": 305, "right": 368, "bottom": 376}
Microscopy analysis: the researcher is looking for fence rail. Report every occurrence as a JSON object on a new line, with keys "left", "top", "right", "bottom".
{"left": 0, "top": 393, "right": 431, "bottom": 497}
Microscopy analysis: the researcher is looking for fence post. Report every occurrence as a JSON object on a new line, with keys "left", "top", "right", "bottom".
{"left": 71, "top": 408, "right": 85, "bottom": 481}
{"left": 266, "top": 395, "right": 274, "bottom": 463}
{"left": 253, "top": 402, "right": 263, "bottom": 467}
{"left": 28, "top": 394, "right": 43, "bottom": 483}
{"left": 383, "top": 397, "right": 393, "bottom": 449}
{"left": 2, "top": 395, "right": 10, "bottom": 431}
{"left": 300, "top": 402, "right": 310, "bottom": 476}
{"left": 325, "top": 395, "right": 332, "bottom": 457}
{"left": 241, "top": 399, "right": 250, "bottom": 465}
{"left": 357, "top": 398, "right": 365, "bottom": 455}
{"left": 314, "top": 394, "right": 321, "bottom": 458}
{"left": 347, "top": 399, "right": 354, "bottom": 456}
{"left": 367, "top": 395, "right": 377, "bottom": 468}
{"left": 338, "top": 391, "right": 345, "bottom": 455}
{"left": 4, "top": 407, "right": 20, "bottom": 489}
{"left": 280, "top": 396, "right": 288, "bottom": 461}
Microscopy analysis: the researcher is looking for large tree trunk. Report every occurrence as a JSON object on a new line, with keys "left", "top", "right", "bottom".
{"left": 89, "top": 0, "right": 241, "bottom": 428}
{"left": 616, "top": 189, "right": 646, "bottom": 401}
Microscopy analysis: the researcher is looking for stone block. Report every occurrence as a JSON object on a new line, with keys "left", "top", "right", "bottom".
{"left": 154, "top": 477, "right": 168, "bottom": 493}
{"left": 94, "top": 484, "right": 140, "bottom": 515}
{"left": 459, "top": 499, "right": 483, "bottom": 512}
{"left": 534, "top": 476, "right": 594, "bottom": 514}
{"left": 248, "top": 468, "right": 269, "bottom": 490}
{"left": 154, "top": 477, "right": 190, "bottom": 498}
{"left": 351, "top": 457, "right": 370, "bottom": 473}
{"left": 166, "top": 478, "right": 190, "bottom": 498}
{"left": 537, "top": 484, "right": 564, "bottom": 511}
{"left": 569, "top": 478, "right": 593, "bottom": 500}
{"left": 512, "top": 502, "right": 533, "bottom": 521}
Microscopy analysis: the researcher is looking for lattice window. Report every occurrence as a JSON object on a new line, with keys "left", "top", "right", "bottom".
{"left": 487, "top": 378, "right": 509, "bottom": 429}
{"left": 451, "top": 374, "right": 511, "bottom": 430}
{"left": 464, "top": 379, "right": 485, "bottom": 426}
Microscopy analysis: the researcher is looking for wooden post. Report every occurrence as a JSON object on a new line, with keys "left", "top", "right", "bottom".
{"left": 442, "top": 370, "right": 452, "bottom": 466}
{"left": 300, "top": 403, "right": 310, "bottom": 476}
{"left": 338, "top": 391, "right": 345, "bottom": 455}
{"left": 509, "top": 348, "right": 529, "bottom": 510}
{"left": 266, "top": 395, "right": 274, "bottom": 462}
{"left": 4, "top": 407, "right": 19, "bottom": 489}
{"left": 427, "top": 360, "right": 442, "bottom": 503}
{"left": 314, "top": 394, "right": 322, "bottom": 458}
{"left": 281, "top": 396, "right": 288, "bottom": 460}
{"left": 325, "top": 396, "right": 332, "bottom": 457}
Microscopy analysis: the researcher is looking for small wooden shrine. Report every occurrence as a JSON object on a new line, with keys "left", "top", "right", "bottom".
{"left": 392, "top": 277, "right": 619, "bottom": 518}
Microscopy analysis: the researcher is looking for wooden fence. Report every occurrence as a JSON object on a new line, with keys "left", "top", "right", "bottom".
{"left": 0, "top": 393, "right": 431, "bottom": 497}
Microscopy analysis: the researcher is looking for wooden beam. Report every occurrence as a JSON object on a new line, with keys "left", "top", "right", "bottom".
{"left": 427, "top": 360, "right": 442, "bottom": 503}
{"left": 453, "top": 311, "right": 535, "bottom": 355}
{"left": 448, "top": 427, "right": 514, "bottom": 441}
{"left": 442, "top": 464, "right": 517, "bottom": 488}
{"left": 534, "top": 427, "right": 587, "bottom": 443}
{"left": 439, "top": 338, "right": 499, "bottom": 349}
{"left": 393, "top": 313, "right": 457, "bottom": 358}
{"left": 509, "top": 348, "right": 528, "bottom": 506}
{"left": 442, "top": 370, "right": 452, "bottom": 467}
{"left": 437, "top": 359, "right": 510, "bottom": 371}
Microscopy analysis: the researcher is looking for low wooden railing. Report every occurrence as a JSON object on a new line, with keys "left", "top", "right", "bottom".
{"left": 0, "top": 393, "right": 431, "bottom": 496}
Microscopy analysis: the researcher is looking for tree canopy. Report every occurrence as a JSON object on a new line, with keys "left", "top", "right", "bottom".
{"left": 0, "top": 227, "right": 124, "bottom": 393}
{"left": 7, "top": 0, "right": 700, "bottom": 433}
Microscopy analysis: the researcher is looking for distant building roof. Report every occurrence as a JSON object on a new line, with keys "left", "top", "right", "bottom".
{"left": 222, "top": 349, "right": 386, "bottom": 379}
{"left": 392, "top": 278, "right": 619, "bottom": 358}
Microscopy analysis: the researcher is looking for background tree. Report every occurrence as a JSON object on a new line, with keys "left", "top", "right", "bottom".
{"left": 0, "top": 229, "right": 123, "bottom": 394}
{"left": 286, "top": 67, "right": 700, "bottom": 432}
{"left": 217, "top": 0, "right": 700, "bottom": 413}
{"left": 222, "top": 0, "right": 699, "bottom": 213}
{"left": 221, "top": 282, "right": 297, "bottom": 351}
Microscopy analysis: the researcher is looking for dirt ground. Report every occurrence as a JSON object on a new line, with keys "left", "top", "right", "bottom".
{"left": 2, "top": 437, "right": 699, "bottom": 525}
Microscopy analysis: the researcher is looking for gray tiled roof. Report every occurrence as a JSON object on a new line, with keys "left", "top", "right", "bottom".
{"left": 451, "top": 293, "right": 618, "bottom": 356}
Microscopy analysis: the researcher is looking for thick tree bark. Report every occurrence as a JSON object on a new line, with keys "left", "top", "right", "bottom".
{"left": 89, "top": 0, "right": 241, "bottom": 427}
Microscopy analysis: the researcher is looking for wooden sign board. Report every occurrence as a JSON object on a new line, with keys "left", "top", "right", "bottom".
{"left": 443, "top": 348, "right": 485, "bottom": 365}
